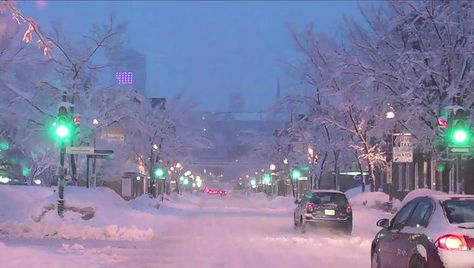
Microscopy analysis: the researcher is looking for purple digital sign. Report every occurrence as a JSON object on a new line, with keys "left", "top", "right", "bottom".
{"left": 115, "top": 72, "right": 133, "bottom": 85}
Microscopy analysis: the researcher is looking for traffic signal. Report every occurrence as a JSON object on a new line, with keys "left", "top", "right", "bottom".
{"left": 446, "top": 108, "right": 471, "bottom": 147}
{"left": 263, "top": 173, "right": 272, "bottom": 185}
{"left": 52, "top": 106, "right": 73, "bottom": 141}
{"left": 291, "top": 168, "right": 302, "bottom": 180}
{"left": 0, "top": 140, "right": 9, "bottom": 151}
{"left": 250, "top": 179, "right": 257, "bottom": 187}
{"left": 153, "top": 165, "right": 167, "bottom": 180}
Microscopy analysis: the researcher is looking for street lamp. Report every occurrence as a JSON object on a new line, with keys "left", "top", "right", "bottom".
{"left": 386, "top": 111, "right": 395, "bottom": 119}
{"left": 92, "top": 119, "right": 99, "bottom": 125}
{"left": 283, "top": 158, "right": 289, "bottom": 165}
{"left": 270, "top": 164, "right": 276, "bottom": 171}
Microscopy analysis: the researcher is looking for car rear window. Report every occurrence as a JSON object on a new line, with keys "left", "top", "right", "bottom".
{"left": 310, "top": 193, "right": 348, "bottom": 206}
{"left": 443, "top": 199, "right": 474, "bottom": 224}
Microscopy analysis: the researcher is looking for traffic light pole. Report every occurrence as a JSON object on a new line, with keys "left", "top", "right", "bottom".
{"left": 456, "top": 155, "right": 463, "bottom": 194}
{"left": 57, "top": 142, "right": 66, "bottom": 217}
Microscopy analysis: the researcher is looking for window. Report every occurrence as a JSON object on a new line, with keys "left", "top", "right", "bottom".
{"left": 443, "top": 199, "right": 474, "bottom": 224}
{"left": 407, "top": 201, "right": 433, "bottom": 227}
{"left": 310, "top": 193, "right": 348, "bottom": 206}
{"left": 391, "top": 201, "right": 417, "bottom": 230}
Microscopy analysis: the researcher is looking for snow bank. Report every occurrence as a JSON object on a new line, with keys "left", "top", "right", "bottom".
{"left": 245, "top": 193, "right": 295, "bottom": 210}
{"left": 348, "top": 190, "right": 401, "bottom": 210}
{"left": 0, "top": 185, "right": 154, "bottom": 241}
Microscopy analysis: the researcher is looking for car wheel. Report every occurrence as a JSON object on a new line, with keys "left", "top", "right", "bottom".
{"left": 409, "top": 255, "right": 426, "bottom": 268}
{"left": 300, "top": 217, "right": 306, "bottom": 233}
{"left": 343, "top": 223, "right": 353, "bottom": 235}
{"left": 371, "top": 252, "right": 381, "bottom": 268}
{"left": 294, "top": 213, "right": 299, "bottom": 229}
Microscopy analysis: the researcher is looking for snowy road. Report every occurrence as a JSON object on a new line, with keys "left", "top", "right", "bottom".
{"left": 1, "top": 194, "right": 388, "bottom": 268}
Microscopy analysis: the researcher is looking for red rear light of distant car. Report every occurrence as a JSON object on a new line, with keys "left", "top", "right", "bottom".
{"left": 436, "top": 234, "right": 469, "bottom": 251}
{"left": 346, "top": 204, "right": 352, "bottom": 214}
{"left": 306, "top": 203, "right": 314, "bottom": 213}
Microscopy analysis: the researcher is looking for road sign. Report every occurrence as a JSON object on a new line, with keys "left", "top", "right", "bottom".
{"left": 66, "top": 146, "right": 94, "bottom": 155}
{"left": 393, "top": 134, "right": 414, "bottom": 163}
{"left": 94, "top": 149, "right": 114, "bottom": 155}
{"left": 449, "top": 147, "right": 470, "bottom": 153}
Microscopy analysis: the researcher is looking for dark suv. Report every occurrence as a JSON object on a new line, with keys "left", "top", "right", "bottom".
{"left": 294, "top": 190, "right": 352, "bottom": 234}
{"left": 371, "top": 194, "right": 474, "bottom": 268}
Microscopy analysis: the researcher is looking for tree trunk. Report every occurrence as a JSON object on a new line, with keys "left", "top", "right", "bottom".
{"left": 333, "top": 150, "right": 340, "bottom": 190}
{"left": 318, "top": 152, "right": 328, "bottom": 189}
{"left": 367, "top": 158, "right": 376, "bottom": 192}
{"left": 357, "top": 159, "right": 365, "bottom": 193}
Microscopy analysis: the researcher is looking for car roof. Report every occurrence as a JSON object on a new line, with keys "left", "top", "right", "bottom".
{"left": 428, "top": 194, "right": 474, "bottom": 202}
{"left": 307, "top": 190, "right": 345, "bottom": 195}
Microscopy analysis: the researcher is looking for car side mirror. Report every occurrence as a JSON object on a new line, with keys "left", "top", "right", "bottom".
{"left": 376, "top": 218, "right": 390, "bottom": 228}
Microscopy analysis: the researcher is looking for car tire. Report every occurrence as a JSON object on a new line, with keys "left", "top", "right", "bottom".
{"left": 409, "top": 255, "right": 426, "bottom": 268}
{"left": 300, "top": 217, "right": 306, "bottom": 233}
{"left": 343, "top": 222, "right": 353, "bottom": 235}
{"left": 371, "top": 252, "right": 381, "bottom": 268}
{"left": 294, "top": 213, "right": 299, "bottom": 229}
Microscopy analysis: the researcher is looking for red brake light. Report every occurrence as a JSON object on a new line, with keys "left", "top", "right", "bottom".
{"left": 306, "top": 203, "right": 314, "bottom": 213}
{"left": 346, "top": 204, "right": 352, "bottom": 213}
{"left": 436, "top": 234, "right": 468, "bottom": 251}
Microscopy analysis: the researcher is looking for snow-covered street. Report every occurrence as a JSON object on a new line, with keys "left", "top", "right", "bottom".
{"left": 0, "top": 187, "right": 391, "bottom": 268}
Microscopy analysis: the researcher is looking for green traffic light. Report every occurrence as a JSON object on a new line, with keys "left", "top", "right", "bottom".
{"left": 55, "top": 125, "right": 70, "bottom": 138}
{"left": 453, "top": 129, "right": 468, "bottom": 143}
{"left": 291, "top": 169, "right": 302, "bottom": 180}
{"left": 263, "top": 173, "right": 271, "bottom": 185}
{"left": 154, "top": 168, "right": 165, "bottom": 178}
{"left": 0, "top": 141, "right": 9, "bottom": 151}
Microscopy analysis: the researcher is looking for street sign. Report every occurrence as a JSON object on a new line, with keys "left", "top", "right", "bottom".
{"left": 393, "top": 134, "right": 414, "bottom": 163}
{"left": 94, "top": 149, "right": 114, "bottom": 155}
{"left": 449, "top": 147, "right": 470, "bottom": 153}
{"left": 66, "top": 146, "right": 94, "bottom": 155}
{"left": 90, "top": 154, "right": 114, "bottom": 160}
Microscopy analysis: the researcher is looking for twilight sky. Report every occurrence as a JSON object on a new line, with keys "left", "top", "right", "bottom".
{"left": 19, "top": 1, "right": 362, "bottom": 112}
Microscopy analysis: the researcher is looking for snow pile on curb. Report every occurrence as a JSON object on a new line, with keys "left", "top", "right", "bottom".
{"left": 246, "top": 193, "right": 294, "bottom": 209}
{"left": 348, "top": 191, "right": 401, "bottom": 210}
{"left": 0, "top": 185, "right": 155, "bottom": 241}
{"left": 0, "top": 222, "right": 153, "bottom": 241}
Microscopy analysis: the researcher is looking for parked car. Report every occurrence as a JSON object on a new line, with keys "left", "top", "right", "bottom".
{"left": 293, "top": 190, "right": 352, "bottom": 234}
{"left": 371, "top": 194, "right": 474, "bottom": 268}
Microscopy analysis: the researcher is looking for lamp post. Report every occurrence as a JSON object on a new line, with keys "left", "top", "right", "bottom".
{"left": 92, "top": 119, "right": 100, "bottom": 188}
{"left": 385, "top": 110, "right": 395, "bottom": 202}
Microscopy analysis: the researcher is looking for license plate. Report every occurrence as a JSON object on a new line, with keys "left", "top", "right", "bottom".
{"left": 324, "top": 209, "right": 335, "bottom": 216}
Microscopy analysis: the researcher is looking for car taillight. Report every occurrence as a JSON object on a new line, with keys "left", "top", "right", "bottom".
{"left": 346, "top": 204, "right": 352, "bottom": 214}
{"left": 435, "top": 234, "right": 469, "bottom": 251}
{"left": 306, "top": 203, "right": 314, "bottom": 213}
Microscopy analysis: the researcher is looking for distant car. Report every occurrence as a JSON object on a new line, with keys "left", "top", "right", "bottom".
{"left": 294, "top": 190, "right": 352, "bottom": 234}
{"left": 204, "top": 188, "right": 227, "bottom": 196}
{"left": 371, "top": 194, "right": 474, "bottom": 268}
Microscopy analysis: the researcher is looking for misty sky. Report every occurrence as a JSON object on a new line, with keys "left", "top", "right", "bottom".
{"left": 19, "top": 1, "right": 362, "bottom": 112}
